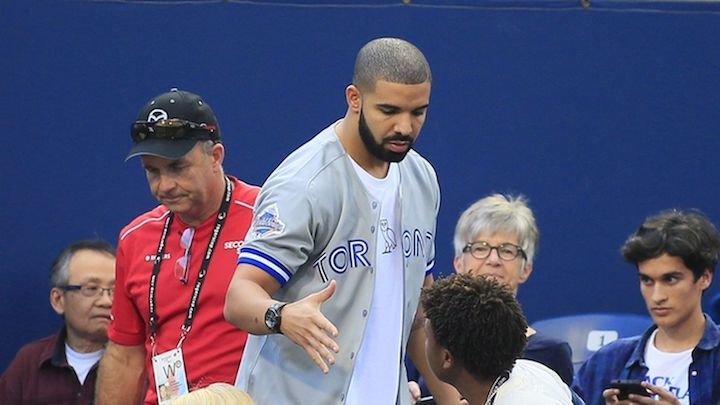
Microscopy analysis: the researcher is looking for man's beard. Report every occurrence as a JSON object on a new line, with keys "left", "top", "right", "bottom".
{"left": 358, "top": 108, "right": 414, "bottom": 163}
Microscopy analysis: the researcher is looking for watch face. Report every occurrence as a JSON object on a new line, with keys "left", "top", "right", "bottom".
{"left": 265, "top": 306, "right": 279, "bottom": 330}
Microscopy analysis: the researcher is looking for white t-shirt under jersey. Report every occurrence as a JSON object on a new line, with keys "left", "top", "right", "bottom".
{"left": 346, "top": 161, "right": 404, "bottom": 404}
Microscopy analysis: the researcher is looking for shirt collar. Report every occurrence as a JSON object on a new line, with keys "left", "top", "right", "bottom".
{"left": 626, "top": 313, "right": 720, "bottom": 368}
{"left": 696, "top": 313, "right": 720, "bottom": 350}
{"left": 38, "top": 326, "right": 70, "bottom": 368}
{"left": 625, "top": 323, "right": 657, "bottom": 368}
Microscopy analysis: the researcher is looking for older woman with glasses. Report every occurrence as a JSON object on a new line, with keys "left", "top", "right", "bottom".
{"left": 408, "top": 194, "right": 574, "bottom": 403}
{"left": 452, "top": 193, "right": 574, "bottom": 386}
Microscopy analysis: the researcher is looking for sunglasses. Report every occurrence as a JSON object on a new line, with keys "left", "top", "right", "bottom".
{"left": 174, "top": 227, "right": 195, "bottom": 284}
{"left": 131, "top": 118, "right": 218, "bottom": 143}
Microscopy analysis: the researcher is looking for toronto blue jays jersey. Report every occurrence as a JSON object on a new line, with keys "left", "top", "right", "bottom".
{"left": 235, "top": 120, "right": 440, "bottom": 405}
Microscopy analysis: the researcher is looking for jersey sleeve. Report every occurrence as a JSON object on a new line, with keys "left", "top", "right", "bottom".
{"left": 107, "top": 239, "right": 147, "bottom": 346}
{"left": 237, "top": 175, "right": 316, "bottom": 287}
{"left": 425, "top": 164, "right": 440, "bottom": 276}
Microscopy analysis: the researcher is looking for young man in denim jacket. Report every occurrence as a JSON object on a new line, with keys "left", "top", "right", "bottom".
{"left": 573, "top": 209, "right": 720, "bottom": 405}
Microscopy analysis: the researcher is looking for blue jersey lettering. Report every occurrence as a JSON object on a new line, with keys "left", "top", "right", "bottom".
{"left": 312, "top": 240, "right": 370, "bottom": 275}
{"left": 330, "top": 246, "right": 348, "bottom": 273}
{"left": 402, "top": 229, "right": 431, "bottom": 258}
{"left": 349, "top": 240, "right": 370, "bottom": 267}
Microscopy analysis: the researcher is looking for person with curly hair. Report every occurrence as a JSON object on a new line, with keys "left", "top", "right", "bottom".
{"left": 421, "top": 273, "right": 572, "bottom": 404}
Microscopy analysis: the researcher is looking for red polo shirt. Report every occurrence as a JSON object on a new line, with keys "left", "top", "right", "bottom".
{"left": 108, "top": 176, "right": 259, "bottom": 404}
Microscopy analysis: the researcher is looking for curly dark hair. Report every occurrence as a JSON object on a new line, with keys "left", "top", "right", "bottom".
{"left": 621, "top": 209, "right": 720, "bottom": 280}
{"left": 421, "top": 273, "right": 527, "bottom": 381}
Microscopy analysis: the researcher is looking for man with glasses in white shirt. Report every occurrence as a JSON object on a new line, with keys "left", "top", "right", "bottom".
{"left": 0, "top": 239, "right": 115, "bottom": 403}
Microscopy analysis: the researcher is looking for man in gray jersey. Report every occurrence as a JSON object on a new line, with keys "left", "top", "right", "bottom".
{"left": 224, "top": 37, "right": 460, "bottom": 404}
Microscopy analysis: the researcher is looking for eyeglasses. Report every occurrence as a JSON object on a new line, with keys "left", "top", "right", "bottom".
{"left": 130, "top": 118, "right": 218, "bottom": 143}
{"left": 462, "top": 241, "right": 527, "bottom": 261}
{"left": 62, "top": 284, "right": 114, "bottom": 298}
{"left": 174, "top": 227, "right": 195, "bottom": 284}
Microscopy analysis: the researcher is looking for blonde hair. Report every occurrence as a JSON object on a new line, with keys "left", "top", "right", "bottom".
{"left": 171, "top": 383, "right": 254, "bottom": 405}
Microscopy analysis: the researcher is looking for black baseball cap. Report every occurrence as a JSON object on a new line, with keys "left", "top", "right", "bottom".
{"left": 126, "top": 88, "right": 221, "bottom": 161}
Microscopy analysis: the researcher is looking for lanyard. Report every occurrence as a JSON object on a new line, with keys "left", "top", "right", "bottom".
{"left": 484, "top": 369, "right": 510, "bottom": 405}
{"left": 148, "top": 177, "right": 232, "bottom": 350}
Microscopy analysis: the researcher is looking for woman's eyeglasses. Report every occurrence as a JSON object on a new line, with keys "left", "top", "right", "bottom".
{"left": 462, "top": 241, "right": 526, "bottom": 261}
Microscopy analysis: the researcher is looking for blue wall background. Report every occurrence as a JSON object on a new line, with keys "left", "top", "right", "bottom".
{"left": 2, "top": 0, "right": 719, "bottom": 371}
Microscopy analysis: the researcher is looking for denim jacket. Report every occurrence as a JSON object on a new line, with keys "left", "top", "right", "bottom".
{"left": 572, "top": 315, "right": 720, "bottom": 405}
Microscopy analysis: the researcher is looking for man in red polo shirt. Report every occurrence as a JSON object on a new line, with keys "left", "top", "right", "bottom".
{"left": 96, "top": 89, "right": 259, "bottom": 404}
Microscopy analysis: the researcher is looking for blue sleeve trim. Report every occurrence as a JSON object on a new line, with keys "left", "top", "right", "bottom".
{"left": 238, "top": 247, "right": 291, "bottom": 286}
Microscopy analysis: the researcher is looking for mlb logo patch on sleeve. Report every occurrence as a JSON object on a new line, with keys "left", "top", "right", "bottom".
{"left": 251, "top": 203, "right": 286, "bottom": 238}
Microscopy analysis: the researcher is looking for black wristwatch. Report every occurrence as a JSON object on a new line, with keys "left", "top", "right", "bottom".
{"left": 264, "top": 302, "right": 288, "bottom": 334}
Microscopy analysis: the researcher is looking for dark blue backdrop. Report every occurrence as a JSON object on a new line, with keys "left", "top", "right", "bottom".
{"left": 2, "top": 0, "right": 719, "bottom": 372}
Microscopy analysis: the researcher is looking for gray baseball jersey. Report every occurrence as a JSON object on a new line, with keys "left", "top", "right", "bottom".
{"left": 235, "top": 120, "right": 440, "bottom": 405}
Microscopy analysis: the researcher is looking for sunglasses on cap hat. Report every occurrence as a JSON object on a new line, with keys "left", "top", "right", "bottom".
{"left": 130, "top": 118, "right": 218, "bottom": 143}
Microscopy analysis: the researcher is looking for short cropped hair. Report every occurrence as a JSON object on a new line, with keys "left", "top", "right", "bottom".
{"left": 621, "top": 209, "right": 720, "bottom": 280}
{"left": 453, "top": 194, "right": 539, "bottom": 264}
{"left": 352, "top": 37, "right": 432, "bottom": 92}
{"left": 421, "top": 273, "right": 528, "bottom": 381}
{"left": 49, "top": 239, "right": 116, "bottom": 288}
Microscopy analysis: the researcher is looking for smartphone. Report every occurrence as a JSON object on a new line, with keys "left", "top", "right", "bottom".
{"left": 416, "top": 396, "right": 436, "bottom": 405}
{"left": 606, "top": 379, "right": 652, "bottom": 400}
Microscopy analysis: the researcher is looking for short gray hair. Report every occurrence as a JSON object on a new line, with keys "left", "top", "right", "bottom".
{"left": 453, "top": 194, "right": 539, "bottom": 264}
{"left": 352, "top": 37, "right": 432, "bottom": 92}
{"left": 50, "top": 240, "right": 116, "bottom": 288}
{"left": 201, "top": 139, "right": 215, "bottom": 155}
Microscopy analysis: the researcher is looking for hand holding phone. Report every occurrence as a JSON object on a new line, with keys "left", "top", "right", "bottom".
{"left": 605, "top": 379, "right": 652, "bottom": 400}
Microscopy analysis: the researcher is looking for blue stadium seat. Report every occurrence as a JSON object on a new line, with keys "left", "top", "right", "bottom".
{"left": 531, "top": 313, "right": 652, "bottom": 372}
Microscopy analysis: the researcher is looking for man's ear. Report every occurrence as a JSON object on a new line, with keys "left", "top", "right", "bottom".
{"left": 50, "top": 288, "right": 65, "bottom": 316}
{"left": 699, "top": 269, "right": 713, "bottom": 291}
{"left": 211, "top": 142, "right": 225, "bottom": 171}
{"left": 441, "top": 347, "right": 455, "bottom": 370}
{"left": 345, "top": 85, "right": 361, "bottom": 113}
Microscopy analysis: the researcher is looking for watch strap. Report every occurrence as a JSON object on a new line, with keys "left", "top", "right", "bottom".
{"left": 268, "top": 302, "right": 288, "bottom": 334}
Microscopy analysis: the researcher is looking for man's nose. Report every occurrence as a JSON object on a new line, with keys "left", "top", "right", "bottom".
{"left": 393, "top": 114, "right": 413, "bottom": 135}
{"left": 156, "top": 173, "right": 176, "bottom": 192}
{"left": 96, "top": 288, "right": 113, "bottom": 305}
{"left": 651, "top": 285, "right": 667, "bottom": 303}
